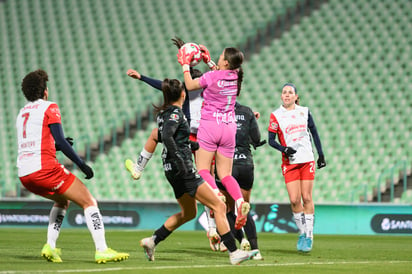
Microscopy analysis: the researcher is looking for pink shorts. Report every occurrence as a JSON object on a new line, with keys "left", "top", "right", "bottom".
{"left": 197, "top": 120, "right": 236, "bottom": 158}
{"left": 19, "top": 162, "right": 76, "bottom": 197}
{"left": 282, "top": 161, "right": 315, "bottom": 184}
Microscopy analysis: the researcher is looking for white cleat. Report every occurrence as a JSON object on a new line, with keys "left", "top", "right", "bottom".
{"left": 220, "top": 241, "right": 228, "bottom": 252}
{"left": 140, "top": 237, "right": 155, "bottom": 261}
{"left": 229, "top": 249, "right": 258, "bottom": 265}
{"left": 252, "top": 249, "right": 264, "bottom": 260}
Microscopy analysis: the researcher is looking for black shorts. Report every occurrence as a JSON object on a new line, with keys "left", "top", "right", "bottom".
{"left": 165, "top": 169, "right": 205, "bottom": 199}
{"left": 216, "top": 164, "right": 254, "bottom": 191}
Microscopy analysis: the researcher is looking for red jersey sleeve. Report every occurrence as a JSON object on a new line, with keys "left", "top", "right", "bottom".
{"left": 45, "top": 103, "right": 62, "bottom": 125}
{"left": 268, "top": 112, "right": 279, "bottom": 133}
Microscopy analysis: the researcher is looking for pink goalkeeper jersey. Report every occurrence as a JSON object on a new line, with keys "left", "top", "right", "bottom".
{"left": 16, "top": 99, "right": 62, "bottom": 177}
{"left": 198, "top": 69, "right": 238, "bottom": 125}
{"left": 268, "top": 104, "right": 315, "bottom": 165}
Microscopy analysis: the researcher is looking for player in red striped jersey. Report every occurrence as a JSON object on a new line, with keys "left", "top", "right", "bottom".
{"left": 16, "top": 69, "right": 129, "bottom": 263}
{"left": 267, "top": 83, "right": 326, "bottom": 252}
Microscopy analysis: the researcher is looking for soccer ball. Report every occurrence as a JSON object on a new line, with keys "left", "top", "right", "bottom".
{"left": 181, "top": 42, "right": 202, "bottom": 67}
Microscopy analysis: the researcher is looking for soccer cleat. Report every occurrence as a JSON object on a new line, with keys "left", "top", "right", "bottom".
{"left": 207, "top": 230, "right": 221, "bottom": 251}
{"left": 240, "top": 238, "right": 251, "bottom": 251}
{"left": 41, "top": 243, "right": 62, "bottom": 263}
{"left": 234, "top": 201, "right": 250, "bottom": 230}
{"left": 140, "top": 237, "right": 156, "bottom": 261}
{"left": 229, "top": 249, "right": 259, "bottom": 265}
{"left": 219, "top": 241, "right": 228, "bottom": 252}
{"left": 95, "top": 248, "right": 129, "bottom": 264}
{"left": 252, "top": 249, "right": 264, "bottom": 260}
{"left": 125, "top": 159, "right": 141, "bottom": 180}
{"left": 297, "top": 233, "right": 306, "bottom": 251}
{"left": 302, "top": 237, "right": 313, "bottom": 253}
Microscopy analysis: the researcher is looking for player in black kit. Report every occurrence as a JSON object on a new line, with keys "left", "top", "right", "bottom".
{"left": 139, "top": 79, "right": 258, "bottom": 265}
{"left": 216, "top": 102, "right": 266, "bottom": 259}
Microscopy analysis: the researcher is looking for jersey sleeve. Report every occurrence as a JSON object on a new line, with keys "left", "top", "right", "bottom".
{"left": 45, "top": 103, "right": 62, "bottom": 125}
{"left": 268, "top": 112, "right": 279, "bottom": 133}
{"left": 198, "top": 71, "right": 211, "bottom": 89}
{"left": 140, "top": 75, "right": 162, "bottom": 91}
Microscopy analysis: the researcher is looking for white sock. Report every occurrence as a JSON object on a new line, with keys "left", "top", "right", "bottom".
{"left": 47, "top": 207, "right": 66, "bottom": 249}
{"left": 305, "top": 214, "right": 314, "bottom": 239}
{"left": 136, "top": 148, "right": 153, "bottom": 171}
{"left": 234, "top": 198, "right": 245, "bottom": 216}
{"left": 204, "top": 206, "right": 216, "bottom": 233}
{"left": 293, "top": 212, "right": 306, "bottom": 235}
{"left": 84, "top": 206, "right": 108, "bottom": 251}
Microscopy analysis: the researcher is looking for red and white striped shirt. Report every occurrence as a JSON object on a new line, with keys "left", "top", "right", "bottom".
{"left": 16, "top": 99, "right": 62, "bottom": 177}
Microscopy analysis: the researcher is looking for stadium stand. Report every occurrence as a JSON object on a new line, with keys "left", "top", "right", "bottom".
{"left": 0, "top": 0, "right": 411, "bottom": 203}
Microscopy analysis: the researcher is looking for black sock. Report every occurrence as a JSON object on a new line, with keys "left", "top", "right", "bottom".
{"left": 153, "top": 225, "right": 172, "bottom": 245}
{"left": 244, "top": 213, "right": 258, "bottom": 249}
{"left": 221, "top": 232, "right": 237, "bottom": 253}
{"left": 226, "top": 212, "right": 243, "bottom": 243}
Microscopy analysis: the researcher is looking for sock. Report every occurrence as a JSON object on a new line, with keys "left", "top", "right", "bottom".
{"left": 244, "top": 213, "right": 258, "bottom": 249}
{"left": 221, "top": 232, "right": 237, "bottom": 253}
{"left": 204, "top": 206, "right": 217, "bottom": 231}
{"left": 136, "top": 148, "right": 152, "bottom": 172}
{"left": 221, "top": 176, "right": 243, "bottom": 201}
{"left": 47, "top": 207, "right": 66, "bottom": 249}
{"left": 226, "top": 212, "right": 243, "bottom": 243}
{"left": 198, "top": 169, "right": 218, "bottom": 189}
{"left": 305, "top": 214, "right": 314, "bottom": 239}
{"left": 84, "top": 206, "right": 108, "bottom": 252}
{"left": 234, "top": 198, "right": 246, "bottom": 216}
{"left": 293, "top": 212, "right": 306, "bottom": 235}
{"left": 153, "top": 225, "right": 172, "bottom": 245}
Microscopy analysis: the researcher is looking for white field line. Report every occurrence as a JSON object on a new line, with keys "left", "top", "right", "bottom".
{"left": 0, "top": 260, "right": 410, "bottom": 273}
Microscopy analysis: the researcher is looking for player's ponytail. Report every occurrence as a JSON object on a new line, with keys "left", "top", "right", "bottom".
{"left": 224, "top": 47, "right": 244, "bottom": 96}
{"left": 171, "top": 36, "right": 185, "bottom": 49}
{"left": 237, "top": 66, "right": 243, "bottom": 96}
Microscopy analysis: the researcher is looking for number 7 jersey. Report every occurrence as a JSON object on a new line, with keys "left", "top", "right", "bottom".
{"left": 16, "top": 99, "right": 62, "bottom": 177}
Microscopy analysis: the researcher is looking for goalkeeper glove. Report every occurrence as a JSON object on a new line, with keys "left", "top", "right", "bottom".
{"left": 199, "top": 44, "right": 216, "bottom": 70}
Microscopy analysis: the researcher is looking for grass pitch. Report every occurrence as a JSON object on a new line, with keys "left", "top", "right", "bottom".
{"left": 0, "top": 228, "right": 411, "bottom": 274}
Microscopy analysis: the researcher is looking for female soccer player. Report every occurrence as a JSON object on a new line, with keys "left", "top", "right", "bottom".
{"left": 125, "top": 37, "right": 205, "bottom": 180}
{"left": 267, "top": 83, "right": 326, "bottom": 252}
{"left": 177, "top": 45, "right": 250, "bottom": 231}
{"left": 139, "top": 78, "right": 257, "bottom": 265}
{"left": 16, "top": 69, "right": 129, "bottom": 263}
{"left": 124, "top": 67, "right": 203, "bottom": 180}
{"left": 218, "top": 102, "right": 266, "bottom": 259}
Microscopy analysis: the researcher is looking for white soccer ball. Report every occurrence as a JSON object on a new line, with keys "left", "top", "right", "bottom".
{"left": 181, "top": 42, "right": 202, "bottom": 67}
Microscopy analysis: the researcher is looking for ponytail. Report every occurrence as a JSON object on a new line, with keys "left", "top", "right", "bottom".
{"left": 237, "top": 67, "right": 243, "bottom": 96}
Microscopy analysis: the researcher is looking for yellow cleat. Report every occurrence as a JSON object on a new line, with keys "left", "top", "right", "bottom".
{"left": 95, "top": 248, "right": 129, "bottom": 264}
{"left": 41, "top": 243, "right": 62, "bottom": 263}
{"left": 125, "top": 159, "right": 141, "bottom": 180}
